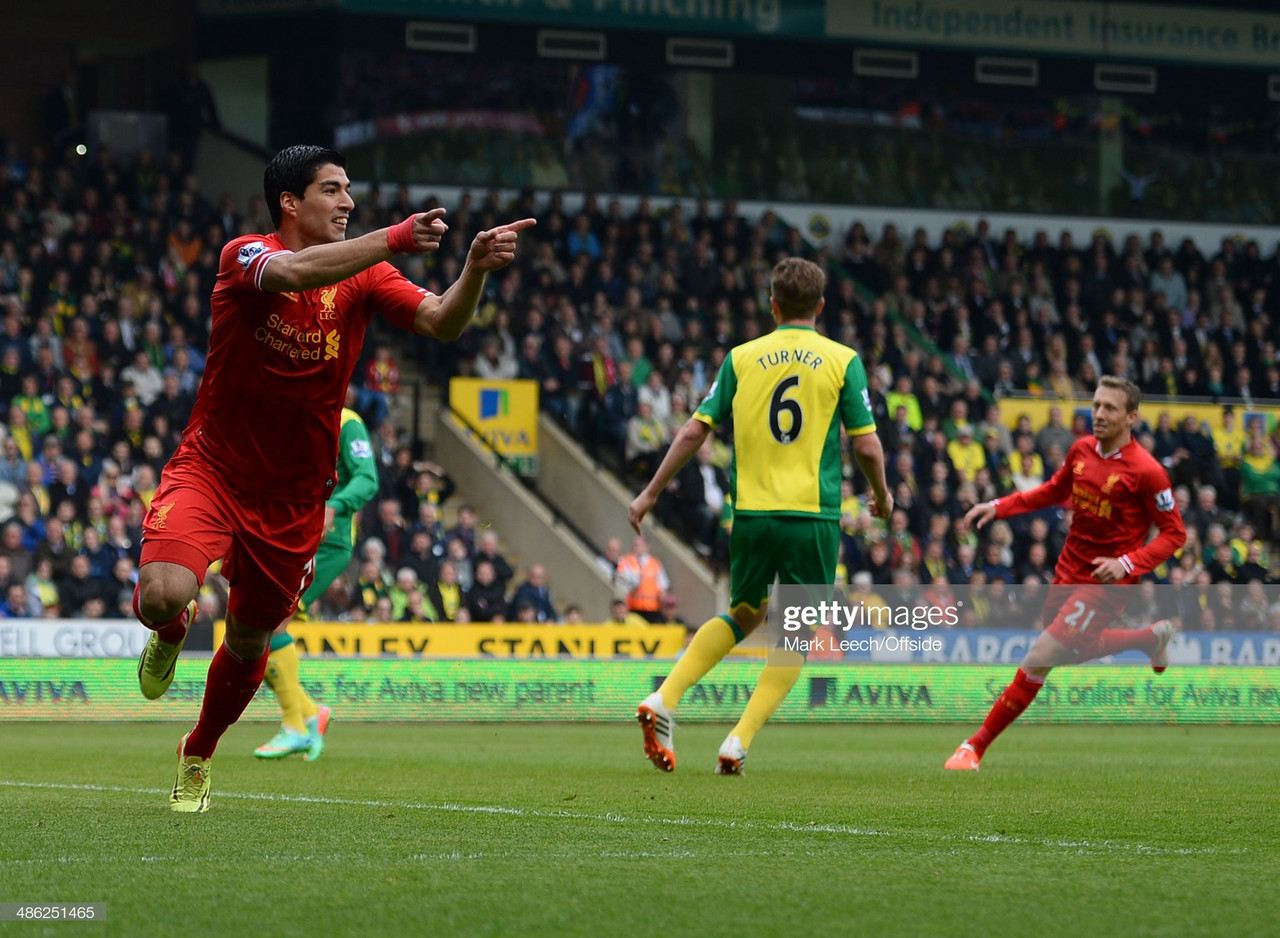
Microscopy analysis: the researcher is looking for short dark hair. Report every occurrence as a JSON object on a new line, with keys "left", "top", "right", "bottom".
{"left": 264, "top": 145, "right": 347, "bottom": 228}
{"left": 770, "top": 258, "right": 826, "bottom": 321}
{"left": 1098, "top": 375, "right": 1141, "bottom": 412}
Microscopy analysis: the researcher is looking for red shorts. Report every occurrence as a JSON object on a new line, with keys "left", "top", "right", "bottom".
{"left": 140, "top": 451, "right": 324, "bottom": 630}
{"left": 1042, "top": 582, "right": 1132, "bottom": 659}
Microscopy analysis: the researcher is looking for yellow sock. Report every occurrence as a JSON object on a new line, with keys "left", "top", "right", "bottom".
{"left": 730, "top": 660, "right": 803, "bottom": 750}
{"left": 277, "top": 639, "right": 318, "bottom": 719}
{"left": 299, "top": 692, "right": 318, "bottom": 721}
{"left": 658, "top": 616, "right": 739, "bottom": 710}
{"left": 265, "top": 643, "right": 309, "bottom": 734}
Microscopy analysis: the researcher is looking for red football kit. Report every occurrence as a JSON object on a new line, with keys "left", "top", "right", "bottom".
{"left": 141, "top": 232, "right": 429, "bottom": 627}
{"left": 995, "top": 435, "right": 1186, "bottom": 656}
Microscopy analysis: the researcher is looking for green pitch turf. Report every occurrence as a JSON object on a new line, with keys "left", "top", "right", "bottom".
{"left": 1, "top": 723, "right": 1277, "bottom": 937}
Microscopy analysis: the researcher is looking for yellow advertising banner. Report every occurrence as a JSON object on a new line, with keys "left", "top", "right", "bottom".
{"left": 999, "top": 397, "right": 1280, "bottom": 437}
{"left": 448, "top": 378, "right": 539, "bottom": 471}
{"left": 213, "top": 623, "right": 687, "bottom": 659}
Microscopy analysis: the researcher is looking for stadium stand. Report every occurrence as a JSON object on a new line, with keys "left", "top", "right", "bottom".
{"left": 0, "top": 142, "right": 609, "bottom": 625}
{"left": 334, "top": 52, "right": 1280, "bottom": 224}
{"left": 1, "top": 126, "right": 1277, "bottom": 629}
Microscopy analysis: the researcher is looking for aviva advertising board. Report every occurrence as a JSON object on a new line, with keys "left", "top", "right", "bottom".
{"left": 449, "top": 378, "right": 539, "bottom": 475}
{"left": 4, "top": 659, "right": 1279, "bottom": 724}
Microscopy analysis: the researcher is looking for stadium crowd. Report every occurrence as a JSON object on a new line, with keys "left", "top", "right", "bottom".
{"left": 0, "top": 141, "right": 585, "bottom": 626}
{"left": 0, "top": 137, "right": 1278, "bottom": 629}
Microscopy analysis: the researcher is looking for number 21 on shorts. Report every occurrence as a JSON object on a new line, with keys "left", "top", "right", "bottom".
{"left": 1063, "top": 600, "right": 1097, "bottom": 634}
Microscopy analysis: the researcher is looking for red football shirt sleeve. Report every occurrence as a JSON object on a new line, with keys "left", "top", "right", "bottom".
{"left": 221, "top": 235, "right": 293, "bottom": 292}
{"left": 364, "top": 261, "right": 433, "bottom": 332}
{"left": 994, "top": 441, "right": 1077, "bottom": 518}
{"left": 1118, "top": 462, "right": 1186, "bottom": 577}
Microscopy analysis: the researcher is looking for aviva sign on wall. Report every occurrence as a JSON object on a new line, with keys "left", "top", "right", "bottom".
{"left": 450, "top": 378, "right": 540, "bottom": 475}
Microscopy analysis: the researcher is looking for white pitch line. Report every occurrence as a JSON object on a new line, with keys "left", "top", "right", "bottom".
{"left": 0, "top": 779, "right": 1237, "bottom": 857}
{"left": 1, "top": 848, "right": 877, "bottom": 867}
{"left": 0, "top": 852, "right": 504, "bottom": 866}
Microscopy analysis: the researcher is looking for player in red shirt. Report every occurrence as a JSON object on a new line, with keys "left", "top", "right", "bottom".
{"left": 945, "top": 376, "right": 1186, "bottom": 771}
{"left": 132, "top": 145, "right": 534, "bottom": 811}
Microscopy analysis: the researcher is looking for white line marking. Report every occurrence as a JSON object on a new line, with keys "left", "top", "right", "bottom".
{"left": 0, "top": 779, "right": 1238, "bottom": 857}
{"left": 1, "top": 849, "right": 862, "bottom": 866}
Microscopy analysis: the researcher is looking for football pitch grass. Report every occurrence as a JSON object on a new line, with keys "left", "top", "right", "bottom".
{"left": 1, "top": 723, "right": 1276, "bottom": 937}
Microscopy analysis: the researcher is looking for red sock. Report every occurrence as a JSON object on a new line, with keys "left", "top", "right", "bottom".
{"left": 1097, "top": 626, "right": 1159, "bottom": 657}
{"left": 133, "top": 584, "right": 190, "bottom": 645}
{"left": 184, "top": 645, "right": 269, "bottom": 759}
{"left": 969, "top": 668, "right": 1045, "bottom": 756}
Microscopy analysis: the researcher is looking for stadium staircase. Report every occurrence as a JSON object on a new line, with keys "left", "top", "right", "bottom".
{"left": 395, "top": 365, "right": 726, "bottom": 625}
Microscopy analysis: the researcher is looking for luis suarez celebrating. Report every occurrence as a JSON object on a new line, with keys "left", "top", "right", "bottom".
{"left": 132, "top": 145, "right": 534, "bottom": 811}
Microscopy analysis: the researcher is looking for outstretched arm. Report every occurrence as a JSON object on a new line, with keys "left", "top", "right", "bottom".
{"left": 413, "top": 219, "right": 537, "bottom": 340}
{"left": 966, "top": 444, "right": 1076, "bottom": 529}
{"left": 262, "top": 209, "right": 450, "bottom": 292}
{"left": 629, "top": 417, "right": 712, "bottom": 534}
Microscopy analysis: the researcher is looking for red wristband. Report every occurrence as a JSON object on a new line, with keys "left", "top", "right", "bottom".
{"left": 387, "top": 215, "right": 417, "bottom": 254}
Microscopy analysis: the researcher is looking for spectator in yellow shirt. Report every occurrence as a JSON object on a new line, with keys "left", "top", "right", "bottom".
{"left": 946, "top": 423, "right": 987, "bottom": 483}
{"left": 1006, "top": 434, "right": 1044, "bottom": 480}
{"left": 839, "top": 478, "right": 861, "bottom": 536}
{"left": 1210, "top": 405, "right": 1247, "bottom": 511}
{"left": 884, "top": 374, "right": 923, "bottom": 432}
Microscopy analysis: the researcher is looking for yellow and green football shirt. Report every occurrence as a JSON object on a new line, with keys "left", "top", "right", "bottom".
{"left": 694, "top": 324, "right": 876, "bottom": 520}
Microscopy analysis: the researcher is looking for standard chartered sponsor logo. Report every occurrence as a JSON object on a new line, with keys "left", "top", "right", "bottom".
{"left": 254, "top": 313, "right": 340, "bottom": 361}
